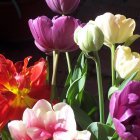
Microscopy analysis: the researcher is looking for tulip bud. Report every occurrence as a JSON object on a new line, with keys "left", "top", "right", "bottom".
{"left": 45, "top": 0, "right": 80, "bottom": 15}
{"left": 74, "top": 21, "right": 104, "bottom": 53}
{"left": 95, "top": 12, "right": 136, "bottom": 47}
{"left": 114, "top": 45, "right": 140, "bottom": 79}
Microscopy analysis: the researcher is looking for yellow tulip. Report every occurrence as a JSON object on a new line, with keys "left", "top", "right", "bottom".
{"left": 114, "top": 45, "right": 140, "bottom": 79}
{"left": 95, "top": 13, "right": 136, "bottom": 47}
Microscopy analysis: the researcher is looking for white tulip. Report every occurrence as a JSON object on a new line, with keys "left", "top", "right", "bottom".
{"left": 114, "top": 45, "right": 140, "bottom": 79}
{"left": 74, "top": 20, "right": 104, "bottom": 53}
{"left": 95, "top": 12, "right": 135, "bottom": 47}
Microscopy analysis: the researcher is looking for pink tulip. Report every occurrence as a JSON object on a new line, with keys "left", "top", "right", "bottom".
{"left": 45, "top": 0, "right": 80, "bottom": 15}
{"left": 28, "top": 16, "right": 81, "bottom": 53}
{"left": 110, "top": 81, "right": 140, "bottom": 140}
{"left": 8, "top": 99, "right": 91, "bottom": 140}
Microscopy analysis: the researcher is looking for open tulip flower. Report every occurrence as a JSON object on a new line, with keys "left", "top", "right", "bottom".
{"left": 28, "top": 15, "right": 81, "bottom": 53}
{"left": 0, "top": 54, "right": 50, "bottom": 130}
{"left": 8, "top": 99, "right": 91, "bottom": 140}
{"left": 114, "top": 45, "right": 140, "bottom": 80}
{"left": 95, "top": 12, "right": 135, "bottom": 47}
{"left": 45, "top": 0, "right": 80, "bottom": 15}
{"left": 110, "top": 81, "right": 140, "bottom": 140}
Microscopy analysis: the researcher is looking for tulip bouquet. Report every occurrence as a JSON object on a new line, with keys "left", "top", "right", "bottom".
{"left": 0, "top": 0, "right": 140, "bottom": 140}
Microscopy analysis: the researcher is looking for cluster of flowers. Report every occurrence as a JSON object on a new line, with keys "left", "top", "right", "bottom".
{"left": 0, "top": 0, "right": 140, "bottom": 140}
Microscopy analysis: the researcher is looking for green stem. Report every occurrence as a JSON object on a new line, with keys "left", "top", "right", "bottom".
{"left": 93, "top": 52, "right": 105, "bottom": 123}
{"left": 46, "top": 56, "right": 49, "bottom": 82}
{"left": 65, "top": 52, "right": 72, "bottom": 73}
{"left": 111, "top": 44, "right": 116, "bottom": 86}
{"left": 51, "top": 51, "right": 59, "bottom": 101}
{"left": 106, "top": 113, "right": 112, "bottom": 125}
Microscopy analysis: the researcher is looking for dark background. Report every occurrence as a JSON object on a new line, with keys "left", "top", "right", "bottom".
{"left": 0, "top": 0, "right": 140, "bottom": 118}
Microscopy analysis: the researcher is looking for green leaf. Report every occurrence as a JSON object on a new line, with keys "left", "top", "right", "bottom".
{"left": 66, "top": 72, "right": 87, "bottom": 105}
{"left": 124, "top": 34, "right": 140, "bottom": 46}
{"left": 108, "top": 71, "right": 138, "bottom": 99}
{"left": 1, "top": 129, "right": 12, "bottom": 140}
{"left": 64, "top": 71, "right": 73, "bottom": 86}
{"left": 87, "top": 122, "right": 115, "bottom": 140}
{"left": 82, "top": 92, "right": 98, "bottom": 117}
{"left": 66, "top": 53, "right": 88, "bottom": 106}
{"left": 118, "top": 71, "right": 138, "bottom": 90}
{"left": 110, "top": 132, "right": 119, "bottom": 140}
{"left": 72, "top": 105, "right": 93, "bottom": 129}
{"left": 108, "top": 86, "right": 119, "bottom": 99}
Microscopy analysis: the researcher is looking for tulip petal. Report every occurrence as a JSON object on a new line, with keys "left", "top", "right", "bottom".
{"left": 29, "top": 16, "right": 80, "bottom": 53}
{"left": 53, "top": 102, "right": 77, "bottom": 131}
{"left": 109, "top": 91, "right": 120, "bottom": 117}
{"left": 113, "top": 118, "right": 126, "bottom": 137}
{"left": 46, "top": 0, "right": 62, "bottom": 14}
{"left": 128, "top": 93, "right": 139, "bottom": 105}
{"left": 53, "top": 131, "right": 73, "bottom": 140}
{"left": 27, "top": 127, "right": 52, "bottom": 140}
{"left": 45, "top": 0, "right": 80, "bottom": 14}
{"left": 119, "top": 108, "right": 134, "bottom": 122}
{"left": 74, "top": 130, "right": 91, "bottom": 140}
{"left": 95, "top": 12, "right": 135, "bottom": 47}
{"left": 32, "top": 99, "right": 52, "bottom": 112}
{"left": 52, "top": 16, "right": 79, "bottom": 52}
{"left": 8, "top": 120, "right": 31, "bottom": 140}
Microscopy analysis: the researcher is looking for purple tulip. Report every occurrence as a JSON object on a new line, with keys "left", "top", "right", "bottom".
{"left": 28, "top": 16, "right": 81, "bottom": 53}
{"left": 45, "top": 0, "right": 80, "bottom": 15}
{"left": 110, "top": 81, "right": 140, "bottom": 140}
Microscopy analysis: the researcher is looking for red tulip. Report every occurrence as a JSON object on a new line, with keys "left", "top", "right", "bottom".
{"left": 0, "top": 54, "right": 51, "bottom": 130}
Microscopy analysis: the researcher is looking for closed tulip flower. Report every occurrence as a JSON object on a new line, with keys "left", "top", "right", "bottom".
{"left": 28, "top": 16, "right": 81, "bottom": 53}
{"left": 45, "top": 0, "right": 80, "bottom": 15}
{"left": 95, "top": 12, "right": 135, "bottom": 47}
{"left": 110, "top": 81, "right": 140, "bottom": 140}
{"left": 114, "top": 45, "right": 140, "bottom": 79}
{"left": 74, "top": 20, "right": 104, "bottom": 53}
{"left": 8, "top": 99, "right": 91, "bottom": 140}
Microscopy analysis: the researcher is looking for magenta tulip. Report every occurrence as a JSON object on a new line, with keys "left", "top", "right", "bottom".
{"left": 45, "top": 0, "right": 80, "bottom": 14}
{"left": 110, "top": 81, "right": 140, "bottom": 140}
{"left": 28, "top": 16, "right": 81, "bottom": 53}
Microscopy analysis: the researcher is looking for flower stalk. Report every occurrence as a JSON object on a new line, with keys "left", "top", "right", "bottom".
{"left": 93, "top": 51, "right": 105, "bottom": 123}
{"left": 111, "top": 44, "right": 116, "bottom": 86}
{"left": 51, "top": 51, "right": 59, "bottom": 101}
{"left": 65, "top": 52, "right": 72, "bottom": 73}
